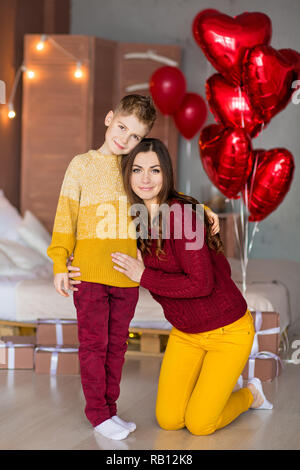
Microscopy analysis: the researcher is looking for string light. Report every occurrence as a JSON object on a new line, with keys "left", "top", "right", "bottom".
{"left": 7, "top": 35, "right": 87, "bottom": 121}
{"left": 26, "top": 70, "right": 35, "bottom": 79}
{"left": 74, "top": 61, "right": 83, "bottom": 79}
{"left": 8, "top": 103, "right": 16, "bottom": 119}
{"left": 36, "top": 34, "right": 47, "bottom": 51}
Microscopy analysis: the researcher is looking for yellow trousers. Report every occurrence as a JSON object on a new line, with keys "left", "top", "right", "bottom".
{"left": 156, "top": 310, "right": 255, "bottom": 436}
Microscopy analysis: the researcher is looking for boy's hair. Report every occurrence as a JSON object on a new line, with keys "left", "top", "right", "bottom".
{"left": 114, "top": 94, "right": 157, "bottom": 133}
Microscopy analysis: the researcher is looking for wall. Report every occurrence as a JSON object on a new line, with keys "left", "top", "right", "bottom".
{"left": 70, "top": 0, "right": 300, "bottom": 261}
{"left": 0, "top": 0, "right": 70, "bottom": 209}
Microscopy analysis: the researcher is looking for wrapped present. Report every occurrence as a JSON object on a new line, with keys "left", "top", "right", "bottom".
{"left": 242, "top": 351, "right": 283, "bottom": 382}
{"left": 34, "top": 346, "right": 79, "bottom": 375}
{"left": 250, "top": 311, "right": 280, "bottom": 355}
{"left": 36, "top": 319, "right": 78, "bottom": 346}
{"left": 0, "top": 336, "right": 35, "bottom": 369}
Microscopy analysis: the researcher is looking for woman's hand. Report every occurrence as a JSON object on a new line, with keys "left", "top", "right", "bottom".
{"left": 67, "top": 255, "right": 81, "bottom": 292}
{"left": 205, "top": 209, "right": 220, "bottom": 236}
{"left": 111, "top": 249, "right": 145, "bottom": 283}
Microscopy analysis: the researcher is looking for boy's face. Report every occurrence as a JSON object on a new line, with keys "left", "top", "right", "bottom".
{"left": 104, "top": 111, "right": 149, "bottom": 155}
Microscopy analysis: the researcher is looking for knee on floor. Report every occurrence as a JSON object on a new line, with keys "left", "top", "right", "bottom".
{"left": 185, "top": 417, "right": 217, "bottom": 436}
{"left": 156, "top": 411, "right": 184, "bottom": 431}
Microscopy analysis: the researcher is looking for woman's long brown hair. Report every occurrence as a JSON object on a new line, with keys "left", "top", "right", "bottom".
{"left": 121, "top": 138, "right": 224, "bottom": 257}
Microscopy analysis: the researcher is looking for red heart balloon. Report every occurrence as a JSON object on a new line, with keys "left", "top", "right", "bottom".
{"left": 280, "top": 48, "right": 300, "bottom": 77}
{"left": 192, "top": 10, "right": 272, "bottom": 85}
{"left": 149, "top": 66, "right": 186, "bottom": 115}
{"left": 206, "top": 74, "right": 264, "bottom": 137}
{"left": 244, "top": 148, "right": 295, "bottom": 222}
{"left": 243, "top": 45, "right": 297, "bottom": 123}
{"left": 199, "top": 124, "right": 253, "bottom": 198}
{"left": 173, "top": 93, "right": 207, "bottom": 139}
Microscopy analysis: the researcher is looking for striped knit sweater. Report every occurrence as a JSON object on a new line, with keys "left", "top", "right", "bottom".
{"left": 140, "top": 200, "right": 248, "bottom": 333}
{"left": 47, "top": 149, "right": 139, "bottom": 288}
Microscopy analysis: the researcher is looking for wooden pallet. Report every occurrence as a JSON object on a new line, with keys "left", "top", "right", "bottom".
{"left": 0, "top": 320, "right": 36, "bottom": 337}
{"left": 0, "top": 320, "right": 170, "bottom": 356}
{"left": 126, "top": 328, "right": 170, "bottom": 357}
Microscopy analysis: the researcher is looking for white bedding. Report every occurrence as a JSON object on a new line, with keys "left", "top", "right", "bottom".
{"left": 0, "top": 257, "right": 297, "bottom": 333}
{"left": 0, "top": 277, "right": 20, "bottom": 321}
{"left": 0, "top": 190, "right": 298, "bottom": 332}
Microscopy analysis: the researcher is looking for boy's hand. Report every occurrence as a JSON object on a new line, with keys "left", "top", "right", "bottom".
{"left": 54, "top": 273, "right": 71, "bottom": 297}
{"left": 205, "top": 209, "right": 220, "bottom": 236}
{"left": 67, "top": 255, "right": 81, "bottom": 292}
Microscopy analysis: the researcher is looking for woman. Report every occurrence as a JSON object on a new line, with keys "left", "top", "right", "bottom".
{"left": 69, "top": 138, "right": 273, "bottom": 436}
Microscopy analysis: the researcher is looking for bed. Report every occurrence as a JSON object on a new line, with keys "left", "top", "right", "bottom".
{"left": 0, "top": 261, "right": 295, "bottom": 332}
{"left": 0, "top": 189, "right": 298, "bottom": 343}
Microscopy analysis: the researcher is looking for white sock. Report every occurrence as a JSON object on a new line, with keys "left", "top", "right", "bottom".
{"left": 248, "top": 377, "right": 273, "bottom": 410}
{"left": 94, "top": 418, "right": 130, "bottom": 440}
{"left": 111, "top": 415, "right": 136, "bottom": 432}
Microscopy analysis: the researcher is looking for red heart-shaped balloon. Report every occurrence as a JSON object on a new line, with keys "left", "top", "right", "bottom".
{"left": 206, "top": 74, "right": 265, "bottom": 137}
{"left": 199, "top": 124, "right": 253, "bottom": 198}
{"left": 280, "top": 48, "right": 300, "bottom": 77}
{"left": 192, "top": 10, "right": 272, "bottom": 85}
{"left": 244, "top": 148, "right": 295, "bottom": 222}
{"left": 243, "top": 45, "right": 297, "bottom": 123}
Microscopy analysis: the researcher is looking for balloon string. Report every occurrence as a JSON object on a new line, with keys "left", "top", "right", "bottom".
{"left": 230, "top": 199, "right": 245, "bottom": 275}
{"left": 243, "top": 187, "right": 249, "bottom": 296}
{"left": 186, "top": 140, "right": 192, "bottom": 160}
{"left": 248, "top": 222, "right": 259, "bottom": 255}
{"left": 240, "top": 191, "right": 244, "bottom": 239}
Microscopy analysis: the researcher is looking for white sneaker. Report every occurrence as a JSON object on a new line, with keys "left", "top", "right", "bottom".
{"left": 247, "top": 377, "right": 273, "bottom": 410}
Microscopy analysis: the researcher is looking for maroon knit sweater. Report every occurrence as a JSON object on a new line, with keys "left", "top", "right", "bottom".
{"left": 139, "top": 200, "right": 247, "bottom": 333}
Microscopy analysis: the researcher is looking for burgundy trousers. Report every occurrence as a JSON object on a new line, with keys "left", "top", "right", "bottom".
{"left": 73, "top": 281, "right": 139, "bottom": 427}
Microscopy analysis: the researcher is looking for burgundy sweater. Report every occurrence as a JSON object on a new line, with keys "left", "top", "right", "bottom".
{"left": 139, "top": 200, "right": 247, "bottom": 334}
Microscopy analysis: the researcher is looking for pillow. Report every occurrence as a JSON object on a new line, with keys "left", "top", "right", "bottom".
{"left": 0, "top": 239, "right": 47, "bottom": 270}
{"left": 0, "top": 189, "right": 23, "bottom": 241}
{"left": 0, "top": 248, "right": 37, "bottom": 277}
{"left": 17, "top": 210, "right": 51, "bottom": 260}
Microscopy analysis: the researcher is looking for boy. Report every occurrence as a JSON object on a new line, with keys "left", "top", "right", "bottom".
{"left": 47, "top": 95, "right": 157, "bottom": 440}
{"left": 48, "top": 94, "right": 220, "bottom": 441}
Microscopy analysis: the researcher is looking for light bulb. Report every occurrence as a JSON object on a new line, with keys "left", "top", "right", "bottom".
{"left": 8, "top": 110, "right": 16, "bottom": 119}
{"left": 27, "top": 70, "right": 35, "bottom": 79}
{"left": 74, "top": 62, "right": 83, "bottom": 79}
{"left": 36, "top": 35, "right": 47, "bottom": 51}
{"left": 8, "top": 103, "right": 16, "bottom": 119}
{"left": 36, "top": 42, "right": 44, "bottom": 51}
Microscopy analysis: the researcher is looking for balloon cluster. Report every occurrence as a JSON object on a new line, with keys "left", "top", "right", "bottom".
{"left": 193, "top": 9, "right": 299, "bottom": 222}
{"left": 149, "top": 66, "right": 207, "bottom": 140}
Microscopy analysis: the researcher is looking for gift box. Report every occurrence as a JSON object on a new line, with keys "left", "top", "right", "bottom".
{"left": 242, "top": 351, "right": 283, "bottom": 382}
{"left": 250, "top": 311, "right": 280, "bottom": 355}
{"left": 0, "top": 336, "right": 35, "bottom": 369}
{"left": 34, "top": 346, "right": 80, "bottom": 374}
{"left": 36, "top": 319, "right": 78, "bottom": 346}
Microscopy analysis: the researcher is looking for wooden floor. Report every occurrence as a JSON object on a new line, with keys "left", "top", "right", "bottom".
{"left": 0, "top": 322, "right": 300, "bottom": 450}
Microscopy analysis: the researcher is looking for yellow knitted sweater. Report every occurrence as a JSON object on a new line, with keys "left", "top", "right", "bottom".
{"left": 47, "top": 149, "right": 139, "bottom": 288}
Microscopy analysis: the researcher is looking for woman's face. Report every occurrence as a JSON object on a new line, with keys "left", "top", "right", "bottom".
{"left": 130, "top": 151, "right": 163, "bottom": 206}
